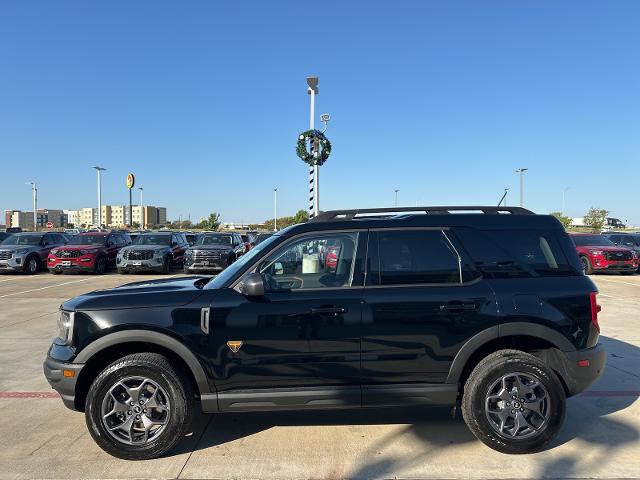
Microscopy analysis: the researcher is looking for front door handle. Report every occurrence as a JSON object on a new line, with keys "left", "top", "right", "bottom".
{"left": 440, "top": 303, "right": 477, "bottom": 312}
{"left": 310, "top": 306, "right": 348, "bottom": 315}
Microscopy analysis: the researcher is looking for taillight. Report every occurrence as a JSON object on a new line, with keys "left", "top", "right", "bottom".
{"left": 590, "top": 291, "right": 601, "bottom": 331}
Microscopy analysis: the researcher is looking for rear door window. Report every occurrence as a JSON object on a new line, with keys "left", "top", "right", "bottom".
{"left": 375, "top": 229, "right": 462, "bottom": 285}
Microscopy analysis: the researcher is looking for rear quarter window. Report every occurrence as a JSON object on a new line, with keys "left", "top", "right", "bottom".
{"left": 453, "top": 228, "right": 579, "bottom": 278}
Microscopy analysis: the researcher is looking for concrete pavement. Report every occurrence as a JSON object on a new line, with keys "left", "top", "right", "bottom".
{"left": 0, "top": 271, "right": 638, "bottom": 479}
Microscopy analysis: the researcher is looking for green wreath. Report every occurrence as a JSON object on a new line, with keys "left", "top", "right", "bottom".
{"left": 296, "top": 129, "right": 331, "bottom": 166}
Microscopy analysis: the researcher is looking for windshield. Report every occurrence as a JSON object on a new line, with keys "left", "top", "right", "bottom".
{"left": 1, "top": 234, "right": 43, "bottom": 246}
{"left": 571, "top": 235, "right": 615, "bottom": 247}
{"left": 132, "top": 234, "right": 171, "bottom": 246}
{"left": 197, "top": 234, "right": 233, "bottom": 246}
{"left": 71, "top": 235, "right": 107, "bottom": 246}
{"left": 206, "top": 233, "right": 281, "bottom": 289}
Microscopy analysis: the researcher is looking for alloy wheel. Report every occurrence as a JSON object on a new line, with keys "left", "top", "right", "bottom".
{"left": 484, "top": 372, "right": 550, "bottom": 439}
{"left": 100, "top": 376, "right": 171, "bottom": 445}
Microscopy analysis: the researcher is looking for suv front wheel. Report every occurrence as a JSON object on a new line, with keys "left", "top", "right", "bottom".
{"left": 461, "top": 349, "right": 566, "bottom": 454}
{"left": 85, "top": 353, "right": 193, "bottom": 460}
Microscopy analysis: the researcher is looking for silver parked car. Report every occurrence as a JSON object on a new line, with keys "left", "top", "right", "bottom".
{"left": 0, "top": 232, "right": 69, "bottom": 274}
{"left": 116, "top": 232, "right": 189, "bottom": 274}
{"left": 183, "top": 232, "right": 246, "bottom": 273}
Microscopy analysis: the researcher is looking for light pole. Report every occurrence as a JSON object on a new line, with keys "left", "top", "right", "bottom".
{"left": 515, "top": 168, "right": 528, "bottom": 207}
{"left": 26, "top": 182, "right": 37, "bottom": 231}
{"left": 92, "top": 166, "right": 106, "bottom": 227}
{"left": 273, "top": 188, "right": 278, "bottom": 231}
{"left": 394, "top": 189, "right": 399, "bottom": 207}
{"left": 562, "top": 187, "right": 569, "bottom": 215}
{"left": 138, "top": 187, "right": 144, "bottom": 228}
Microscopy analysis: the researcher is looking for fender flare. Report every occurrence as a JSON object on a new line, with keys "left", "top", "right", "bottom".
{"left": 445, "top": 322, "right": 576, "bottom": 384}
{"left": 74, "top": 329, "right": 212, "bottom": 395}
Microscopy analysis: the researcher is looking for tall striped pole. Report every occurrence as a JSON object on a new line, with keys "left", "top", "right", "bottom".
{"left": 308, "top": 83, "right": 316, "bottom": 218}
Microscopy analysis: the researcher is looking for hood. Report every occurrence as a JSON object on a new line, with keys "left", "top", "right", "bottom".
{"left": 0, "top": 244, "right": 38, "bottom": 251}
{"left": 579, "top": 245, "right": 633, "bottom": 252}
{"left": 190, "top": 244, "right": 233, "bottom": 251}
{"left": 62, "top": 276, "right": 209, "bottom": 311}
{"left": 56, "top": 244, "right": 104, "bottom": 251}
{"left": 122, "top": 245, "right": 168, "bottom": 252}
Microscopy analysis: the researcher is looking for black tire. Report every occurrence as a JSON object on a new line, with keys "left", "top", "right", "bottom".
{"left": 85, "top": 353, "right": 193, "bottom": 460}
{"left": 161, "top": 255, "right": 171, "bottom": 274}
{"left": 23, "top": 255, "right": 39, "bottom": 274}
{"left": 461, "top": 349, "right": 566, "bottom": 454}
{"left": 94, "top": 256, "right": 107, "bottom": 275}
{"left": 580, "top": 256, "right": 593, "bottom": 275}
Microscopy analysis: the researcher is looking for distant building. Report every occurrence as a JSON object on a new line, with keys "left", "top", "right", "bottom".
{"left": 64, "top": 209, "right": 80, "bottom": 227}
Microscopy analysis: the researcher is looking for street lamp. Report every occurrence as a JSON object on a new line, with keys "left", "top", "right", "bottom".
{"left": 138, "top": 187, "right": 144, "bottom": 228}
{"left": 26, "top": 182, "right": 37, "bottom": 231}
{"left": 273, "top": 188, "right": 278, "bottom": 231}
{"left": 92, "top": 166, "right": 106, "bottom": 227}
{"left": 394, "top": 189, "right": 400, "bottom": 207}
{"left": 515, "top": 168, "right": 528, "bottom": 207}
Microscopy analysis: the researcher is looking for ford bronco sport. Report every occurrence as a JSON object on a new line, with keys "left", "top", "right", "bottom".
{"left": 43, "top": 206, "right": 605, "bottom": 459}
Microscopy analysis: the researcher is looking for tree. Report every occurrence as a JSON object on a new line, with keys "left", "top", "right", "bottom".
{"left": 66, "top": 223, "right": 75, "bottom": 229}
{"left": 583, "top": 207, "right": 609, "bottom": 232}
{"left": 550, "top": 212, "right": 572, "bottom": 229}
{"left": 196, "top": 212, "right": 221, "bottom": 231}
{"left": 263, "top": 210, "right": 309, "bottom": 231}
{"left": 131, "top": 222, "right": 140, "bottom": 229}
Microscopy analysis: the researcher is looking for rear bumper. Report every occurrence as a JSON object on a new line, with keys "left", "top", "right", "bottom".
{"left": 43, "top": 355, "right": 84, "bottom": 411}
{"left": 539, "top": 343, "right": 606, "bottom": 397}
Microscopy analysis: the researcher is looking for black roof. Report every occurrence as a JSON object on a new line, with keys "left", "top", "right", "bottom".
{"left": 280, "top": 206, "right": 562, "bottom": 236}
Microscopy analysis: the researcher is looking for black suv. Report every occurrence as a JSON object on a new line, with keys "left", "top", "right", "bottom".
{"left": 43, "top": 206, "right": 605, "bottom": 459}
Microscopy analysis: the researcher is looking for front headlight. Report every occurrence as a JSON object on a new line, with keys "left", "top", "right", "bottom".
{"left": 50, "top": 248, "right": 59, "bottom": 255}
{"left": 154, "top": 249, "right": 165, "bottom": 257}
{"left": 589, "top": 250, "right": 604, "bottom": 255}
{"left": 57, "top": 310, "right": 75, "bottom": 344}
{"left": 185, "top": 250, "right": 193, "bottom": 257}
{"left": 14, "top": 248, "right": 29, "bottom": 255}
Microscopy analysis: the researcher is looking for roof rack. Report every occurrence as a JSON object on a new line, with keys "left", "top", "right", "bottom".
{"left": 311, "top": 206, "right": 534, "bottom": 222}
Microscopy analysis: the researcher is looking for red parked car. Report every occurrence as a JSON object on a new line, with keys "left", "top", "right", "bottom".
{"left": 47, "top": 232, "right": 131, "bottom": 274}
{"left": 569, "top": 233, "right": 638, "bottom": 275}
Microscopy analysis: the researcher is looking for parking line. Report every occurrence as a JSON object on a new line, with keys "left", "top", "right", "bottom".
{"left": 0, "top": 278, "right": 93, "bottom": 298}
{"left": 596, "top": 277, "right": 640, "bottom": 287}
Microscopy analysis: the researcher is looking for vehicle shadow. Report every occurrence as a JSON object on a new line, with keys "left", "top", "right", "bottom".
{"left": 170, "top": 335, "right": 639, "bottom": 478}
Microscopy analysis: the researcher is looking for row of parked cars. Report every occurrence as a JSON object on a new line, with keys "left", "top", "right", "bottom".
{"left": 0, "top": 230, "right": 270, "bottom": 275}
{"left": 570, "top": 232, "right": 640, "bottom": 274}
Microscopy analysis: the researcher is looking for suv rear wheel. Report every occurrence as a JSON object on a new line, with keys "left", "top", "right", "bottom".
{"left": 580, "top": 256, "right": 593, "bottom": 275}
{"left": 85, "top": 353, "right": 193, "bottom": 460}
{"left": 461, "top": 349, "right": 565, "bottom": 454}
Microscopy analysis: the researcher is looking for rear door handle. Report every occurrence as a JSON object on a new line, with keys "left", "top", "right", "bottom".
{"left": 440, "top": 303, "right": 477, "bottom": 312}
{"left": 310, "top": 306, "right": 348, "bottom": 315}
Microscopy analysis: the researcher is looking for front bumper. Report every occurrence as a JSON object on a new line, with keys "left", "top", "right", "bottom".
{"left": 184, "top": 261, "right": 227, "bottom": 272}
{"left": 539, "top": 343, "right": 606, "bottom": 397}
{"left": 117, "top": 256, "right": 165, "bottom": 272}
{"left": 0, "top": 254, "right": 26, "bottom": 272}
{"left": 43, "top": 355, "right": 84, "bottom": 411}
{"left": 48, "top": 257, "right": 97, "bottom": 272}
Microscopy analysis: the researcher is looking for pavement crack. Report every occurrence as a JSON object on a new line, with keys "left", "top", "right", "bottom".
{"left": 177, "top": 413, "right": 214, "bottom": 479}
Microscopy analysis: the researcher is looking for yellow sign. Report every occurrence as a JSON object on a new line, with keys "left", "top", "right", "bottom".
{"left": 227, "top": 341, "right": 243, "bottom": 353}
{"left": 126, "top": 173, "right": 135, "bottom": 189}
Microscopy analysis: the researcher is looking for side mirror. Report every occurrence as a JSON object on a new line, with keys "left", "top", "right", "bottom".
{"left": 239, "top": 272, "right": 265, "bottom": 297}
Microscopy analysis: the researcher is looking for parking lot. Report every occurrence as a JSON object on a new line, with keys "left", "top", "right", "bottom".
{"left": 0, "top": 272, "right": 638, "bottom": 480}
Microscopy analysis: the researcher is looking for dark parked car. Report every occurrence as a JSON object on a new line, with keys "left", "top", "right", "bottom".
{"left": 0, "top": 232, "right": 68, "bottom": 274}
{"left": 47, "top": 232, "right": 131, "bottom": 274}
{"left": 601, "top": 232, "right": 640, "bottom": 271}
{"left": 183, "top": 232, "right": 246, "bottom": 273}
{"left": 569, "top": 233, "right": 638, "bottom": 274}
{"left": 116, "top": 232, "right": 188, "bottom": 274}
{"left": 44, "top": 206, "right": 605, "bottom": 459}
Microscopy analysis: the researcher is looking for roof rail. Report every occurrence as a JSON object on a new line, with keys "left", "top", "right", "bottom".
{"left": 311, "top": 206, "right": 534, "bottom": 222}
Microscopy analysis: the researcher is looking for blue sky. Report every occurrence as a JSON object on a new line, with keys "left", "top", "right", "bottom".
{"left": 0, "top": 1, "right": 638, "bottom": 224}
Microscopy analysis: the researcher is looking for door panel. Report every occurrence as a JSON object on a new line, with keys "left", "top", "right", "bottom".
{"left": 361, "top": 282, "right": 497, "bottom": 385}
{"left": 208, "top": 287, "right": 362, "bottom": 392}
